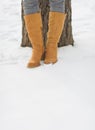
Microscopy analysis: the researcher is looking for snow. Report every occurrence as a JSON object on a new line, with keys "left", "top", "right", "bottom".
{"left": 0, "top": 0, "right": 95, "bottom": 130}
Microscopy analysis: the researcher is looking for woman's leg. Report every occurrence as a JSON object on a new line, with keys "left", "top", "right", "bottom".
{"left": 23, "top": 0, "right": 40, "bottom": 15}
{"left": 23, "top": 0, "right": 44, "bottom": 68}
{"left": 44, "top": 0, "right": 67, "bottom": 64}
{"left": 49, "top": 0, "right": 65, "bottom": 13}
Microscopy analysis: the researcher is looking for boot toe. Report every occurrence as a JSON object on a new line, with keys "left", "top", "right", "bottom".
{"left": 27, "top": 62, "right": 40, "bottom": 68}
{"left": 44, "top": 59, "right": 57, "bottom": 64}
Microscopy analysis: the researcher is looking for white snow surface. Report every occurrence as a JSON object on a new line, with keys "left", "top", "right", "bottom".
{"left": 0, "top": 0, "right": 95, "bottom": 130}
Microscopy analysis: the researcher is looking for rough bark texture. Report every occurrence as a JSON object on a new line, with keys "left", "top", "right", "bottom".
{"left": 21, "top": 0, "right": 74, "bottom": 47}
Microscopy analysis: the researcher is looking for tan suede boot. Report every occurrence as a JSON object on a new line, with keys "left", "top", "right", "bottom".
{"left": 44, "top": 12, "right": 66, "bottom": 64}
{"left": 24, "top": 13, "right": 44, "bottom": 68}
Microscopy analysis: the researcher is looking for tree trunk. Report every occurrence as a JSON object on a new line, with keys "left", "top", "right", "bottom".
{"left": 21, "top": 0, "right": 74, "bottom": 47}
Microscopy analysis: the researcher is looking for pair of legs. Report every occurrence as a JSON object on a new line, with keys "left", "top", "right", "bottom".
{"left": 23, "top": 0, "right": 65, "bottom": 14}
{"left": 23, "top": 0, "right": 66, "bottom": 68}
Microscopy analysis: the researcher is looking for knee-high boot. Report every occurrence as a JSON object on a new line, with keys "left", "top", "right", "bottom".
{"left": 24, "top": 13, "right": 44, "bottom": 68}
{"left": 44, "top": 12, "right": 66, "bottom": 64}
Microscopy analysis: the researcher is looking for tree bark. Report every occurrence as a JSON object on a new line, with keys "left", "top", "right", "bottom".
{"left": 21, "top": 0, "right": 74, "bottom": 47}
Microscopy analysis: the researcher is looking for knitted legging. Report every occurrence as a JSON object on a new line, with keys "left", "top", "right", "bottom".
{"left": 23, "top": 0, "right": 65, "bottom": 15}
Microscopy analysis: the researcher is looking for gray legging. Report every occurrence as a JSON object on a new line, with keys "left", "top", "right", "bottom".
{"left": 23, "top": 0, "right": 65, "bottom": 15}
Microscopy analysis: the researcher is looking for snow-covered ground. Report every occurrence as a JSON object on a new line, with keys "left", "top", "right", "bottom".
{"left": 0, "top": 0, "right": 95, "bottom": 130}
